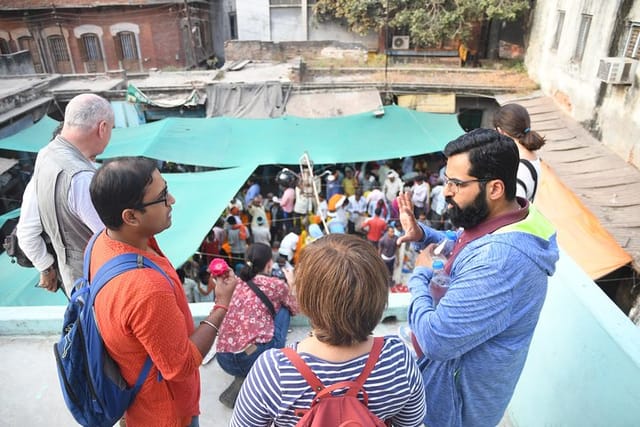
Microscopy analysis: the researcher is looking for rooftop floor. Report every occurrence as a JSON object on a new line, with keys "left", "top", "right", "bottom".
{"left": 0, "top": 320, "right": 405, "bottom": 427}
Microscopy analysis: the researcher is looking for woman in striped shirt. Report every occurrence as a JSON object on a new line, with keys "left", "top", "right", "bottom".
{"left": 231, "top": 234, "right": 425, "bottom": 426}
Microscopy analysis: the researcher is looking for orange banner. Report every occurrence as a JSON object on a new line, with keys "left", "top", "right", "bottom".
{"left": 535, "top": 162, "right": 632, "bottom": 279}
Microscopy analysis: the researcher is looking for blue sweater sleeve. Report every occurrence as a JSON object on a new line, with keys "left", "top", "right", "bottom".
{"left": 410, "top": 223, "right": 446, "bottom": 252}
{"left": 408, "top": 242, "right": 514, "bottom": 361}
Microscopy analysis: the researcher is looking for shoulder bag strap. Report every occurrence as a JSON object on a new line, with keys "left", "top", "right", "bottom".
{"left": 246, "top": 279, "right": 276, "bottom": 318}
{"left": 519, "top": 159, "right": 539, "bottom": 201}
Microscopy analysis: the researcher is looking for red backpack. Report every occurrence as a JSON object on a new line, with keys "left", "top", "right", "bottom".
{"left": 281, "top": 337, "right": 389, "bottom": 427}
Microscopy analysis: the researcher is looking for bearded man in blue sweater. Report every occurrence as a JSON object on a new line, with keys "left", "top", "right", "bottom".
{"left": 398, "top": 128, "right": 559, "bottom": 427}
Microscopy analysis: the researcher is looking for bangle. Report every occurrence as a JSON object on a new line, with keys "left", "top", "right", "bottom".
{"left": 213, "top": 304, "right": 228, "bottom": 312}
{"left": 200, "top": 320, "right": 219, "bottom": 333}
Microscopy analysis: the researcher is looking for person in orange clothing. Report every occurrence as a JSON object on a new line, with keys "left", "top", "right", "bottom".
{"left": 88, "top": 156, "right": 237, "bottom": 427}
{"left": 361, "top": 207, "right": 388, "bottom": 245}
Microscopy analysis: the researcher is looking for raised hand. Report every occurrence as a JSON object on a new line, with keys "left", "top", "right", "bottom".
{"left": 397, "top": 191, "right": 423, "bottom": 245}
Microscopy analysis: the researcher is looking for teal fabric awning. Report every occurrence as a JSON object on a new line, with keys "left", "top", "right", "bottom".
{"left": 103, "top": 105, "right": 461, "bottom": 167}
{"left": 0, "top": 166, "right": 255, "bottom": 307}
{"left": 0, "top": 105, "right": 463, "bottom": 306}
{"left": 0, "top": 105, "right": 462, "bottom": 167}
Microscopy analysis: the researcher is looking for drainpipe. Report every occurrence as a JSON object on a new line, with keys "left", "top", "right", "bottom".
{"left": 183, "top": 0, "right": 197, "bottom": 68}
{"left": 302, "top": 0, "right": 308, "bottom": 41}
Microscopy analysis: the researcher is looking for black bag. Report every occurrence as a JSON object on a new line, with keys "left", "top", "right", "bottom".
{"left": 2, "top": 218, "right": 55, "bottom": 268}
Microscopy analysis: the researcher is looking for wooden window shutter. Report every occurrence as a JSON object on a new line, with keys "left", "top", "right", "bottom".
{"left": 113, "top": 34, "right": 123, "bottom": 60}
{"left": 78, "top": 36, "right": 88, "bottom": 61}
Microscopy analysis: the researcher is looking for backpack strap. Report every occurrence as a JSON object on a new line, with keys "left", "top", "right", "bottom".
{"left": 282, "top": 336, "right": 385, "bottom": 401}
{"left": 81, "top": 231, "right": 175, "bottom": 393}
{"left": 350, "top": 336, "right": 384, "bottom": 393}
{"left": 518, "top": 159, "right": 538, "bottom": 202}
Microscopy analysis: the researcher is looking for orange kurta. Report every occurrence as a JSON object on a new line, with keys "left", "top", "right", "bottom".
{"left": 92, "top": 231, "right": 203, "bottom": 427}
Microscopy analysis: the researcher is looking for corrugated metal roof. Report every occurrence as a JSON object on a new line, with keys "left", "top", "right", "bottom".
{"left": 496, "top": 92, "right": 640, "bottom": 272}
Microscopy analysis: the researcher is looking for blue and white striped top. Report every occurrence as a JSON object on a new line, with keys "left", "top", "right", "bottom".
{"left": 230, "top": 336, "right": 425, "bottom": 427}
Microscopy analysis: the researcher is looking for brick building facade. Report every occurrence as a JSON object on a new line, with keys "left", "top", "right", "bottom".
{"left": 0, "top": 0, "right": 213, "bottom": 74}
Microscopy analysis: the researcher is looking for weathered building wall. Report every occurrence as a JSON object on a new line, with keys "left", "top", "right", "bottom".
{"left": 0, "top": 2, "right": 213, "bottom": 74}
{"left": 526, "top": 0, "right": 640, "bottom": 168}
{"left": 224, "top": 40, "right": 368, "bottom": 63}
{"left": 237, "top": 0, "right": 271, "bottom": 40}
{"left": 598, "top": 2, "right": 640, "bottom": 166}
{"left": 271, "top": 7, "right": 306, "bottom": 42}
{"left": 308, "top": 16, "right": 378, "bottom": 50}
{"left": 235, "top": 0, "right": 377, "bottom": 50}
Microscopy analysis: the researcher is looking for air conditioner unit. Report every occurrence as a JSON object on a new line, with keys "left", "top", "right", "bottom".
{"left": 597, "top": 57, "right": 638, "bottom": 84}
{"left": 392, "top": 36, "right": 410, "bottom": 50}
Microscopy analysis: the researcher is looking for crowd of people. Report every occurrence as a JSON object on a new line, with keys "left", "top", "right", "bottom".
{"left": 17, "top": 92, "right": 557, "bottom": 427}
{"left": 181, "top": 153, "right": 455, "bottom": 298}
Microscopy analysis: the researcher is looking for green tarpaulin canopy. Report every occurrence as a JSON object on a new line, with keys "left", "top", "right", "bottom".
{"left": 0, "top": 105, "right": 461, "bottom": 167}
{"left": 0, "top": 105, "right": 462, "bottom": 306}
{"left": 0, "top": 166, "right": 255, "bottom": 306}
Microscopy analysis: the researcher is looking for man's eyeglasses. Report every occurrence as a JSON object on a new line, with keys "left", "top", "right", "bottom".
{"left": 135, "top": 185, "right": 169, "bottom": 209}
{"left": 443, "top": 176, "right": 493, "bottom": 193}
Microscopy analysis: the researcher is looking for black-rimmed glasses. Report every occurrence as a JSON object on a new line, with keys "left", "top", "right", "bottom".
{"left": 443, "top": 176, "right": 493, "bottom": 193}
{"left": 135, "top": 185, "right": 169, "bottom": 209}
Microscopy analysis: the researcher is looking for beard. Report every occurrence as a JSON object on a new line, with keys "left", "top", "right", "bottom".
{"left": 446, "top": 187, "right": 490, "bottom": 229}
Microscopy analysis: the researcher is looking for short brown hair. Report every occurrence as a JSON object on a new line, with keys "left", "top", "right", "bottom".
{"left": 294, "top": 234, "right": 388, "bottom": 346}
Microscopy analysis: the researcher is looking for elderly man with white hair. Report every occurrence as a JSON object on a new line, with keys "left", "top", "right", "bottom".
{"left": 17, "top": 93, "right": 114, "bottom": 296}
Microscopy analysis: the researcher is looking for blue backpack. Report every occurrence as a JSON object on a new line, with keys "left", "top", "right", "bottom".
{"left": 53, "top": 232, "right": 173, "bottom": 427}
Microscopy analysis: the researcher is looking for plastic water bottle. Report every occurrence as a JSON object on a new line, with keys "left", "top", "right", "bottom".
{"left": 430, "top": 260, "right": 450, "bottom": 305}
{"left": 432, "top": 230, "right": 457, "bottom": 262}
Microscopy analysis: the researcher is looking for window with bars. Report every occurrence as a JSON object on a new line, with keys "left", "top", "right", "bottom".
{"left": 193, "top": 23, "right": 202, "bottom": 48}
{"left": 572, "top": 14, "right": 592, "bottom": 62}
{"left": 81, "top": 33, "right": 102, "bottom": 61}
{"left": 623, "top": 23, "right": 640, "bottom": 59}
{"left": 48, "top": 35, "right": 69, "bottom": 62}
{"left": 115, "top": 31, "right": 138, "bottom": 60}
{"left": 551, "top": 10, "right": 565, "bottom": 50}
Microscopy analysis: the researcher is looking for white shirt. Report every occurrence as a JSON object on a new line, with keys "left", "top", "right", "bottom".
{"left": 346, "top": 195, "right": 367, "bottom": 220}
{"left": 411, "top": 182, "right": 429, "bottom": 208}
{"left": 279, "top": 232, "right": 299, "bottom": 261}
{"left": 316, "top": 200, "right": 328, "bottom": 220}
{"left": 516, "top": 158, "right": 542, "bottom": 201}
{"left": 16, "top": 171, "right": 104, "bottom": 271}
{"left": 382, "top": 177, "right": 403, "bottom": 203}
{"left": 430, "top": 185, "right": 446, "bottom": 215}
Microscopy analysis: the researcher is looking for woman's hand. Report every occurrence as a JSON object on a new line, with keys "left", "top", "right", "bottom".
{"left": 214, "top": 271, "right": 238, "bottom": 306}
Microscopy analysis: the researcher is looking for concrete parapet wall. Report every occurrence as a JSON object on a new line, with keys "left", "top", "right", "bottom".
{"left": 507, "top": 251, "right": 640, "bottom": 425}
{"left": 0, "top": 293, "right": 410, "bottom": 335}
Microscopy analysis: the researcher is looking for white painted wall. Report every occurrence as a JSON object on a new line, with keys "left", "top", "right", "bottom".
{"left": 527, "top": 0, "right": 640, "bottom": 167}
{"left": 235, "top": 2, "right": 377, "bottom": 48}
{"left": 271, "top": 7, "right": 305, "bottom": 42}
{"left": 308, "top": 12, "right": 378, "bottom": 49}
{"left": 237, "top": 0, "right": 270, "bottom": 40}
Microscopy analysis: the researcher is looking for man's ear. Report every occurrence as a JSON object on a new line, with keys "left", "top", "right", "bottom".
{"left": 487, "top": 179, "right": 505, "bottom": 201}
{"left": 121, "top": 208, "right": 140, "bottom": 226}
{"left": 97, "top": 120, "right": 109, "bottom": 138}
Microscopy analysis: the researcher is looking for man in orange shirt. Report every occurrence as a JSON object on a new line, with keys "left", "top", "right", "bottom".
{"left": 89, "top": 156, "right": 237, "bottom": 427}
{"left": 361, "top": 207, "right": 388, "bottom": 245}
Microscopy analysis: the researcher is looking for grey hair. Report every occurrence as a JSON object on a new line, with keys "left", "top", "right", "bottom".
{"left": 64, "top": 94, "right": 114, "bottom": 130}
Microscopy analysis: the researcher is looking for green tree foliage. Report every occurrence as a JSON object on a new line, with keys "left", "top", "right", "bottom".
{"left": 313, "top": 0, "right": 530, "bottom": 47}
